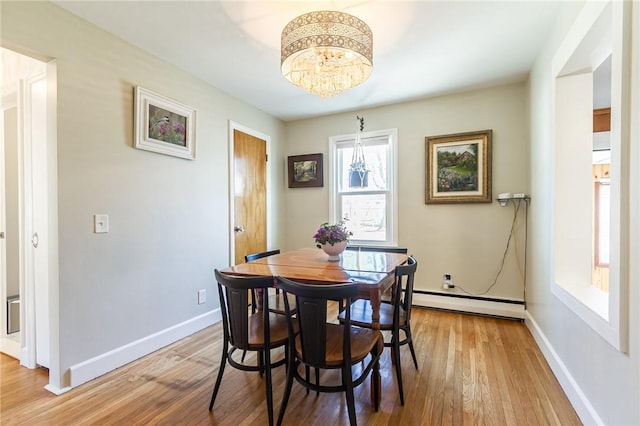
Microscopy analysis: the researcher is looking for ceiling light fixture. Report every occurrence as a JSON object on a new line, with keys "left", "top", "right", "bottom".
{"left": 281, "top": 10, "right": 373, "bottom": 98}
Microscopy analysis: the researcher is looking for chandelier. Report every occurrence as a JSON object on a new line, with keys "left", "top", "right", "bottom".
{"left": 281, "top": 10, "right": 373, "bottom": 98}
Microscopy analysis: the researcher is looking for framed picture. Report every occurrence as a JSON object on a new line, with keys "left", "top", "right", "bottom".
{"left": 135, "top": 86, "right": 196, "bottom": 160}
{"left": 288, "top": 153, "right": 323, "bottom": 188}
{"left": 425, "top": 129, "right": 492, "bottom": 204}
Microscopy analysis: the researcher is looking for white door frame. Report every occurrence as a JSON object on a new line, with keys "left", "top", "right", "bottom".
{"left": 17, "top": 61, "right": 61, "bottom": 394}
{"left": 0, "top": 93, "right": 9, "bottom": 351}
{"left": 18, "top": 73, "right": 41, "bottom": 369}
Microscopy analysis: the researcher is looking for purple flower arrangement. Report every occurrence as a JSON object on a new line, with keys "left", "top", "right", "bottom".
{"left": 313, "top": 221, "right": 352, "bottom": 248}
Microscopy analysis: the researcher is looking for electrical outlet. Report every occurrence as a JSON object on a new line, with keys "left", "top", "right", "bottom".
{"left": 442, "top": 274, "right": 454, "bottom": 289}
{"left": 198, "top": 289, "right": 206, "bottom": 305}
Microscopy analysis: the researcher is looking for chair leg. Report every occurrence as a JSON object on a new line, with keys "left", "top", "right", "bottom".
{"left": 264, "top": 348, "right": 274, "bottom": 426}
{"left": 343, "top": 364, "right": 357, "bottom": 426}
{"left": 405, "top": 327, "right": 419, "bottom": 370}
{"left": 209, "top": 345, "right": 228, "bottom": 411}
{"left": 277, "top": 350, "right": 295, "bottom": 426}
{"left": 372, "top": 340, "right": 382, "bottom": 412}
{"left": 305, "top": 365, "right": 310, "bottom": 395}
{"left": 258, "top": 350, "right": 264, "bottom": 378}
{"left": 393, "top": 336, "right": 404, "bottom": 405}
{"left": 315, "top": 367, "right": 320, "bottom": 395}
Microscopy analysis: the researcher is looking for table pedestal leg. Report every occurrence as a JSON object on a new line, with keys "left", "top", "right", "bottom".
{"left": 370, "top": 336, "right": 383, "bottom": 410}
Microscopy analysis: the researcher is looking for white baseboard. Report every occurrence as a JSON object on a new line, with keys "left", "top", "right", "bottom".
{"left": 44, "top": 384, "right": 72, "bottom": 395}
{"left": 413, "top": 292, "right": 525, "bottom": 319}
{"left": 0, "top": 335, "right": 21, "bottom": 359}
{"left": 525, "top": 312, "right": 601, "bottom": 425}
{"left": 69, "top": 309, "right": 221, "bottom": 389}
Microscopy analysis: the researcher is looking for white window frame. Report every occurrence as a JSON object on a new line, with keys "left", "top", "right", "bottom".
{"left": 328, "top": 128, "right": 398, "bottom": 246}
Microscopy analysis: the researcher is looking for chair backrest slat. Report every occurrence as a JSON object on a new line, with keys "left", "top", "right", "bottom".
{"left": 214, "top": 269, "right": 273, "bottom": 350}
{"left": 296, "top": 297, "right": 327, "bottom": 366}
{"left": 278, "top": 277, "right": 357, "bottom": 368}
{"left": 394, "top": 256, "right": 418, "bottom": 317}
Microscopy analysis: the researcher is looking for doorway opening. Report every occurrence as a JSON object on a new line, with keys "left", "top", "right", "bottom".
{"left": 1, "top": 47, "right": 54, "bottom": 379}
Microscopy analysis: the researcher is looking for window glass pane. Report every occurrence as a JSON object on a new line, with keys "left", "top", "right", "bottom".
{"left": 596, "top": 182, "right": 610, "bottom": 265}
{"left": 337, "top": 141, "right": 388, "bottom": 191}
{"left": 341, "top": 193, "right": 386, "bottom": 241}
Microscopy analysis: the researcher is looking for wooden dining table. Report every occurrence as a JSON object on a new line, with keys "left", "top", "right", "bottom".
{"left": 220, "top": 247, "right": 408, "bottom": 330}
{"left": 220, "top": 247, "right": 407, "bottom": 409}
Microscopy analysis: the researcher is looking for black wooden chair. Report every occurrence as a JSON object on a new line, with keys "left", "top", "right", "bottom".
{"left": 338, "top": 256, "right": 418, "bottom": 405}
{"left": 276, "top": 277, "right": 383, "bottom": 426}
{"left": 209, "top": 270, "right": 290, "bottom": 426}
{"left": 245, "top": 249, "right": 296, "bottom": 315}
{"left": 339, "top": 246, "right": 409, "bottom": 310}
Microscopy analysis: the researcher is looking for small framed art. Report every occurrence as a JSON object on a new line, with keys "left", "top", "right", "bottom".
{"left": 134, "top": 86, "right": 196, "bottom": 160}
{"left": 288, "top": 153, "right": 323, "bottom": 188}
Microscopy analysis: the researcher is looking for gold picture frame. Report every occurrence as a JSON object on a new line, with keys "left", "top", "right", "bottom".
{"left": 425, "top": 130, "right": 492, "bottom": 204}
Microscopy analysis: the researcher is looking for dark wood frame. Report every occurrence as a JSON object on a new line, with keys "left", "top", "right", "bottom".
{"left": 425, "top": 130, "right": 492, "bottom": 204}
{"left": 288, "top": 153, "right": 323, "bottom": 188}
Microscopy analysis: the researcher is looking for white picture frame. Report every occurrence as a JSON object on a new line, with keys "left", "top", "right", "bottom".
{"left": 134, "top": 86, "right": 196, "bottom": 160}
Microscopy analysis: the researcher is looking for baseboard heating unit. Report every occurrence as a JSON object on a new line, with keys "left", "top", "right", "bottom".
{"left": 412, "top": 290, "right": 525, "bottom": 320}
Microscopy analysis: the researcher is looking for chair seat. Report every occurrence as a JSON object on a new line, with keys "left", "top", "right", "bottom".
{"left": 247, "top": 312, "right": 290, "bottom": 349}
{"left": 338, "top": 299, "right": 407, "bottom": 330}
{"left": 294, "top": 323, "right": 382, "bottom": 367}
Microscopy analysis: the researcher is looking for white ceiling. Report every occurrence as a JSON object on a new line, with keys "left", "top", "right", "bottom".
{"left": 52, "top": 1, "right": 563, "bottom": 122}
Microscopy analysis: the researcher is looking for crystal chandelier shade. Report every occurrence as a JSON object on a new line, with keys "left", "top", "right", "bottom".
{"left": 281, "top": 10, "right": 373, "bottom": 98}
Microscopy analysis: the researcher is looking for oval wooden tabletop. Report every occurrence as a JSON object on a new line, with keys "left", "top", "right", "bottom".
{"left": 246, "top": 247, "right": 406, "bottom": 274}
{"left": 221, "top": 263, "right": 391, "bottom": 286}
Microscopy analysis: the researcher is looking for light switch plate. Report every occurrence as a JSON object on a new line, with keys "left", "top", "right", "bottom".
{"left": 94, "top": 214, "right": 109, "bottom": 233}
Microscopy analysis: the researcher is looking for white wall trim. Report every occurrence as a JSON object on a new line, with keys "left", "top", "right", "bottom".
{"left": 43, "top": 383, "right": 72, "bottom": 396}
{"left": 525, "top": 311, "right": 602, "bottom": 425}
{"left": 413, "top": 292, "right": 525, "bottom": 319}
{"left": 0, "top": 335, "right": 20, "bottom": 358}
{"left": 66, "top": 309, "right": 221, "bottom": 391}
{"left": 0, "top": 93, "right": 7, "bottom": 347}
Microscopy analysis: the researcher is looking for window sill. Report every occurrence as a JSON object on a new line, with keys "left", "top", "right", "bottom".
{"left": 551, "top": 280, "right": 623, "bottom": 351}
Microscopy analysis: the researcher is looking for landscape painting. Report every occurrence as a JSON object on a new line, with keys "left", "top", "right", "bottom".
{"left": 425, "top": 130, "right": 492, "bottom": 204}
{"left": 288, "top": 153, "right": 323, "bottom": 188}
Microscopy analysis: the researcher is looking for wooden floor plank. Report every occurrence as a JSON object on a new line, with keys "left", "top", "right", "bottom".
{"left": 0, "top": 306, "right": 581, "bottom": 425}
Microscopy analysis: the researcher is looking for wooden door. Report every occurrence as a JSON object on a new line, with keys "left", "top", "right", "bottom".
{"left": 233, "top": 129, "right": 267, "bottom": 265}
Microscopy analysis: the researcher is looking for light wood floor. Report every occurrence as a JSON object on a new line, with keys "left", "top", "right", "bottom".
{"left": 0, "top": 306, "right": 581, "bottom": 425}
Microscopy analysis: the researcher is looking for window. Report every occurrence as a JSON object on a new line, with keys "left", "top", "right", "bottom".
{"left": 551, "top": 1, "right": 629, "bottom": 352}
{"left": 329, "top": 129, "right": 397, "bottom": 245}
{"left": 593, "top": 150, "right": 611, "bottom": 271}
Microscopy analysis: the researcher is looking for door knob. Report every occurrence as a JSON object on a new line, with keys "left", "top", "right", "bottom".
{"left": 32, "top": 232, "right": 39, "bottom": 248}
{"left": 234, "top": 225, "right": 245, "bottom": 233}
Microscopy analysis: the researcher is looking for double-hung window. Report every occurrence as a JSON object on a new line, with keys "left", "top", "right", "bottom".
{"left": 329, "top": 129, "right": 397, "bottom": 245}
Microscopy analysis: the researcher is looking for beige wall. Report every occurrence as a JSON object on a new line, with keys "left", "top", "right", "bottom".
{"left": 284, "top": 83, "right": 529, "bottom": 300}
{"left": 1, "top": 1, "right": 286, "bottom": 388}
